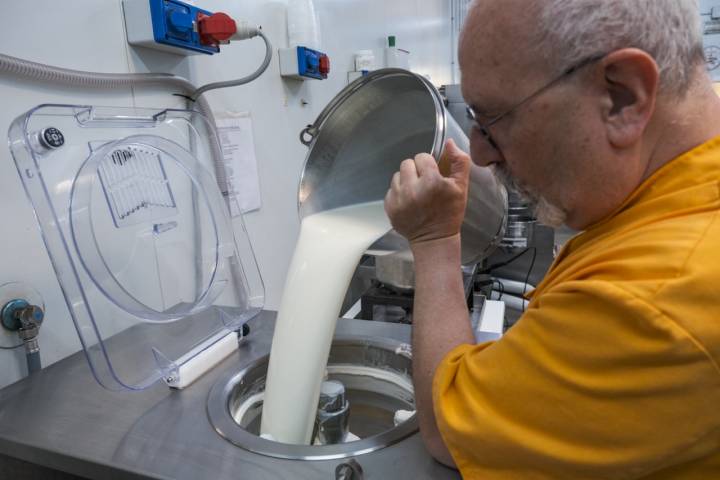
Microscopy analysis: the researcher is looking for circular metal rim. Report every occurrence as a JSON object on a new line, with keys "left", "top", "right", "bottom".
{"left": 296, "top": 68, "right": 447, "bottom": 220}
{"left": 206, "top": 334, "right": 418, "bottom": 461}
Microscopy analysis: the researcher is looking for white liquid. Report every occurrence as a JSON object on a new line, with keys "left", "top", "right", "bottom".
{"left": 260, "top": 201, "right": 390, "bottom": 444}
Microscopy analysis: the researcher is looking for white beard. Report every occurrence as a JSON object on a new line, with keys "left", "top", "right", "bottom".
{"left": 491, "top": 164, "right": 567, "bottom": 228}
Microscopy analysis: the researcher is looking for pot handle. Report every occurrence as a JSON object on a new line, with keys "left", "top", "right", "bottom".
{"left": 299, "top": 124, "right": 318, "bottom": 146}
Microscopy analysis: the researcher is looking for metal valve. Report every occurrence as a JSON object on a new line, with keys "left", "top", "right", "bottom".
{"left": 0, "top": 283, "right": 46, "bottom": 375}
{"left": 1, "top": 299, "right": 44, "bottom": 354}
{"left": 315, "top": 380, "right": 350, "bottom": 445}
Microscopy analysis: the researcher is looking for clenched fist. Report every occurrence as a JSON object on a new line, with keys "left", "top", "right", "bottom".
{"left": 384, "top": 139, "right": 471, "bottom": 246}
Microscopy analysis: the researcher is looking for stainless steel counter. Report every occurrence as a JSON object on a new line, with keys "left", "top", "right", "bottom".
{"left": 0, "top": 312, "right": 460, "bottom": 480}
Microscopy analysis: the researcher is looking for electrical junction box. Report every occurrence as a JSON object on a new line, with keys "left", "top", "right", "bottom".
{"left": 279, "top": 46, "right": 331, "bottom": 80}
{"left": 123, "top": 0, "right": 227, "bottom": 55}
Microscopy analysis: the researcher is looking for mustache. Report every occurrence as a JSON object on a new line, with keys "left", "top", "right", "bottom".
{"left": 490, "top": 163, "right": 567, "bottom": 228}
{"left": 490, "top": 163, "right": 539, "bottom": 204}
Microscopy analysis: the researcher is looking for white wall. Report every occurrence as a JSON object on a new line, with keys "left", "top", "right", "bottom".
{"left": 0, "top": 0, "right": 452, "bottom": 388}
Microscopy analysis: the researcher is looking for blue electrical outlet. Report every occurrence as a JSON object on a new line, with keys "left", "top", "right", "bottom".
{"left": 279, "top": 46, "right": 331, "bottom": 80}
{"left": 149, "top": 0, "right": 219, "bottom": 54}
{"left": 124, "top": 0, "right": 221, "bottom": 55}
{"left": 296, "top": 47, "right": 330, "bottom": 80}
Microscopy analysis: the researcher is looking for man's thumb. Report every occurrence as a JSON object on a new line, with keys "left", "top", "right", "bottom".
{"left": 439, "top": 139, "right": 471, "bottom": 183}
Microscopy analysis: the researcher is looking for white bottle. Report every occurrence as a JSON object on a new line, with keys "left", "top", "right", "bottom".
{"left": 287, "top": 0, "right": 321, "bottom": 49}
{"left": 385, "top": 35, "right": 410, "bottom": 70}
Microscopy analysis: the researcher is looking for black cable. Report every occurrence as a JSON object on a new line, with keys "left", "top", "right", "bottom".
{"left": 172, "top": 93, "right": 195, "bottom": 103}
{"left": 480, "top": 248, "right": 530, "bottom": 273}
{"left": 493, "top": 279, "right": 505, "bottom": 300}
{"left": 522, "top": 247, "right": 538, "bottom": 312}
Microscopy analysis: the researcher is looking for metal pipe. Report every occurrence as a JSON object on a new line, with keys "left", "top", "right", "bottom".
{"left": 315, "top": 380, "right": 350, "bottom": 445}
{"left": 25, "top": 349, "right": 41, "bottom": 374}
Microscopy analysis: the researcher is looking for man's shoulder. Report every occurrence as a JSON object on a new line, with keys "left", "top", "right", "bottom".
{"left": 543, "top": 207, "right": 720, "bottom": 369}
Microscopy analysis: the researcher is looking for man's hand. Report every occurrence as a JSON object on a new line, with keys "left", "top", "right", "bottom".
{"left": 384, "top": 139, "right": 471, "bottom": 246}
{"left": 383, "top": 139, "right": 474, "bottom": 469}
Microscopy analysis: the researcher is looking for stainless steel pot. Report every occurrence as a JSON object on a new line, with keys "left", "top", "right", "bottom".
{"left": 375, "top": 250, "right": 415, "bottom": 293}
{"left": 298, "top": 69, "right": 507, "bottom": 265}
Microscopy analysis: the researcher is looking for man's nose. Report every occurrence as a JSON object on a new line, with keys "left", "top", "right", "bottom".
{"left": 469, "top": 127, "right": 503, "bottom": 167}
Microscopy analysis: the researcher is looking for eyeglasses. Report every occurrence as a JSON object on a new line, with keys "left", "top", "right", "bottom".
{"left": 467, "top": 53, "right": 607, "bottom": 152}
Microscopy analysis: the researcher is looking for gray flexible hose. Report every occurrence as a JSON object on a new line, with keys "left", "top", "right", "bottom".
{"left": 190, "top": 30, "right": 273, "bottom": 101}
{"left": 0, "top": 52, "right": 185, "bottom": 88}
{"left": 0, "top": 52, "right": 228, "bottom": 195}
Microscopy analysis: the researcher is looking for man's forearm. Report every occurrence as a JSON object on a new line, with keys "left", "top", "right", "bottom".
{"left": 411, "top": 234, "right": 475, "bottom": 467}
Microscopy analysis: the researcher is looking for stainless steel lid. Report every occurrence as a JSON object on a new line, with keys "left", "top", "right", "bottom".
{"left": 297, "top": 69, "right": 507, "bottom": 265}
{"left": 298, "top": 69, "right": 445, "bottom": 218}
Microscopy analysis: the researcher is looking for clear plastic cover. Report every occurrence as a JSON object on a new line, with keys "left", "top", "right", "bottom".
{"left": 9, "top": 105, "right": 264, "bottom": 391}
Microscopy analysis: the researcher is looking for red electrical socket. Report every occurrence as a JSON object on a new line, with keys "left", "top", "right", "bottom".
{"left": 319, "top": 54, "right": 331, "bottom": 76}
{"left": 197, "top": 12, "right": 237, "bottom": 46}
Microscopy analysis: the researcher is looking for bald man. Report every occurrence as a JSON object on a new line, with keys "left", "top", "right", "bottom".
{"left": 385, "top": 0, "right": 720, "bottom": 478}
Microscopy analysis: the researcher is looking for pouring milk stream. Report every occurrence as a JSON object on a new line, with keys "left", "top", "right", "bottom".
{"left": 260, "top": 201, "right": 390, "bottom": 444}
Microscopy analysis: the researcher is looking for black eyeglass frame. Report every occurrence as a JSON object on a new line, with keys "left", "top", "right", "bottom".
{"left": 467, "top": 53, "right": 607, "bottom": 151}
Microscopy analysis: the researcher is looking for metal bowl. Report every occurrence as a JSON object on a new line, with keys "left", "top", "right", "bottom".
{"left": 207, "top": 335, "right": 418, "bottom": 460}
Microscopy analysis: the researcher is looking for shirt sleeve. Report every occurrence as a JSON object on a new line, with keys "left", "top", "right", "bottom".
{"left": 433, "top": 280, "right": 720, "bottom": 480}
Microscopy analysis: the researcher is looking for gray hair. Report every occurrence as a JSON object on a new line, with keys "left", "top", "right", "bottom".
{"left": 535, "top": 0, "right": 705, "bottom": 96}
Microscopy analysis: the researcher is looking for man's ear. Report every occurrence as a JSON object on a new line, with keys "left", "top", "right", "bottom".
{"left": 599, "top": 48, "right": 659, "bottom": 148}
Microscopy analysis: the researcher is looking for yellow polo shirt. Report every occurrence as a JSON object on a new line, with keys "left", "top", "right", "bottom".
{"left": 434, "top": 136, "right": 720, "bottom": 479}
